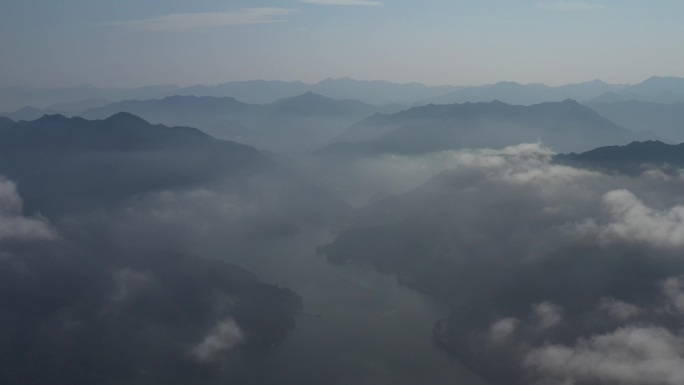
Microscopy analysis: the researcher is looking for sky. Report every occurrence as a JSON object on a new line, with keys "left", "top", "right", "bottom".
{"left": 1, "top": 0, "right": 683, "bottom": 88}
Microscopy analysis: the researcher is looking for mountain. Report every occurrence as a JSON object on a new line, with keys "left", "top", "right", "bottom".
{"left": 317, "top": 139, "right": 684, "bottom": 385}
{"left": 556, "top": 140, "right": 684, "bottom": 175}
{"left": 47, "top": 97, "right": 112, "bottom": 113}
{"left": 421, "top": 79, "right": 626, "bottom": 106}
{"left": 317, "top": 163, "right": 543, "bottom": 302}
{"left": 589, "top": 76, "right": 684, "bottom": 104}
{"left": 267, "top": 91, "right": 379, "bottom": 117}
{"left": 0, "top": 106, "right": 55, "bottom": 121}
{"left": 183, "top": 78, "right": 454, "bottom": 105}
{"left": 0, "top": 84, "right": 183, "bottom": 111}
{"left": 309, "top": 77, "right": 456, "bottom": 105}
{"left": 181, "top": 79, "right": 311, "bottom": 104}
{"left": 82, "top": 93, "right": 387, "bottom": 152}
{"left": 0, "top": 113, "right": 259, "bottom": 216}
{"left": 327, "top": 99, "right": 644, "bottom": 154}
{"left": 0, "top": 238, "right": 303, "bottom": 385}
{"left": 0, "top": 114, "right": 312, "bottom": 383}
{"left": 0, "top": 79, "right": 426, "bottom": 111}
{"left": 422, "top": 81, "right": 543, "bottom": 105}
{"left": 82, "top": 95, "right": 264, "bottom": 145}
{"left": 0, "top": 77, "right": 632, "bottom": 113}
{"left": 244, "top": 92, "right": 387, "bottom": 152}
{"left": 0, "top": 113, "right": 347, "bottom": 223}
{"left": 626, "top": 76, "right": 684, "bottom": 101}
{"left": 82, "top": 95, "right": 263, "bottom": 126}
{"left": 433, "top": 244, "right": 684, "bottom": 385}
{"left": 587, "top": 100, "right": 684, "bottom": 142}
{"left": 540, "top": 79, "right": 629, "bottom": 101}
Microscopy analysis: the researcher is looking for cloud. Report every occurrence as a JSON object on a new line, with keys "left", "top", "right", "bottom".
{"left": 532, "top": 302, "right": 563, "bottom": 329}
{"left": 525, "top": 327, "right": 684, "bottom": 385}
{"left": 301, "top": 0, "right": 383, "bottom": 5}
{"left": 107, "top": 8, "right": 295, "bottom": 31}
{"left": 0, "top": 177, "right": 56, "bottom": 242}
{"left": 586, "top": 189, "right": 684, "bottom": 249}
{"left": 333, "top": 142, "right": 684, "bottom": 385}
{"left": 490, "top": 318, "right": 520, "bottom": 343}
{"left": 539, "top": 1, "right": 608, "bottom": 11}
{"left": 662, "top": 277, "right": 684, "bottom": 314}
{"left": 353, "top": 143, "right": 600, "bottom": 202}
{"left": 110, "top": 269, "right": 155, "bottom": 302}
{"left": 598, "top": 298, "right": 643, "bottom": 320}
{"left": 192, "top": 318, "right": 245, "bottom": 362}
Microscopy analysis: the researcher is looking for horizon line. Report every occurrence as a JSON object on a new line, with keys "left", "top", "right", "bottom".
{"left": 4, "top": 75, "right": 682, "bottom": 91}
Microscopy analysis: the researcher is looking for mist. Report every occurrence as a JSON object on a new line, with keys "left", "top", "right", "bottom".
{"left": 3, "top": 71, "right": 684, "bottom": 385}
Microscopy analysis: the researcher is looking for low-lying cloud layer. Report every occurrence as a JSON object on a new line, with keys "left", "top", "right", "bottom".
{"left": 0, "top": 175, "right": 302, "bottom": 384}
{"left": 583, "top": 189, "right": 684, "bottom": 249}
{"left": 322, "top": 143, "right": 684, "bottom": 385}
{"left": 526, "top": 326, "right": 684, "bottom": 385}
{"left": 523, "top": 277, "right": 684, "bottom": 385}
{"left": 0, "top": 177, "right": 55, "bottom": 241}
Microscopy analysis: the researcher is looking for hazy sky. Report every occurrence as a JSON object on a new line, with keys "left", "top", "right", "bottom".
{"left": 1, "top": 0, "right": 683, "bottom": 88}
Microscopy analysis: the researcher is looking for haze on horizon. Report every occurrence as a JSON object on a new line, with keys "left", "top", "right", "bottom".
{"left": 1, "top": 0, "right": 683, "bottom": 89}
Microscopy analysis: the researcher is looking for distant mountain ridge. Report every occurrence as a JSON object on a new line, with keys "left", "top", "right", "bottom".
{"left": 588, "top": 76, "right": 684, "bottom": 104}
{"left": 4, "top": 76, "right": 683, "bottom": 112}
{"left": 421, "top": 79, "right": 627, "bottom": 106}
{"left": 325, "top": 99, "right": 646, "bottom": 154}
{"left": 78, "top": 92, "right": 387, "bottom": 152}
{"left": 267, "top": 91, "right": 379, "bottom": 117}
{"left": 587, "top": 100, "right": 684, "bottom": 142}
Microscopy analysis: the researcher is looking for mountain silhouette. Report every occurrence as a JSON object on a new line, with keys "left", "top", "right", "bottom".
{"left": 556, "top": 139, "right": 684, "bottom": 174}
{"left": 0, "top": 113, "right": 347, "bottom": 221}
{"left": 327, "top": 99, "right": 644, "bottom": 154}
{"left": 81, "top": 93, "right": 386, "bottom": 152}
{"left": 589, "top": 76, "right": 684, "bottom": 104}
{"left": 587, "top": 100, "right": 684, "bottom": 142}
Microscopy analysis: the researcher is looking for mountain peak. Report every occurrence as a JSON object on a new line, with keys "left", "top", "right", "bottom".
{"left": 104, "top": 112, "right": 150, "bottom": 125}
{"left": 493, "top": 81, "right": 524, "bottom": 87}
{"left": 636, "top": 76, "right": 684, "bottom": 89}
{"left": 273, "top": 92, "right": 334, "bottom": 105}
{"left": 36, "top": 114, "right": 70, "bottom": 124}
{"left": 625, "top": 139, "right": 667, "bottom": 147}
{"left": 299, "top": 91, "right": 325, "bottom": 98}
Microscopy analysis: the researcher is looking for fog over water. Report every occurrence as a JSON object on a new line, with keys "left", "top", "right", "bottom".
{"left": 208, "top": 228, "right": 488, "bottom": 385}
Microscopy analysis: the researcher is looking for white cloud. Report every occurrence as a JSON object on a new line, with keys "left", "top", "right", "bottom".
{"left": 434, "top": 143, "right": 599, "bottom": 186}
{"left": 108, "top": 8, "right": 295, "bottom": 31}
{"left": 525, "top": 327, "right": 684, "bottom": 385}
{"left": 301, "top": 0, "right": 383, "bottom": 5}
{"left": 356, "top": 143, "right": 599, "bottom": 199}
{"left": 192, "top": 318, "right": 245, "bottom": 362}
{"left": 539, "top": 1, "right": 608, "bottom": 11}
{"left": 490, "top": 318, "right": 519, "bottom": 343}
{"left": 598, "top": 297, "right": 642, "bottom": 320}
{"left": 0, "top": 177, "right": 56, "bottom": 242}
{"left": 592, "top": 189, "right": 684, "bottom": 249}
{"left": 662, "top": 277, "right": 684, "bottom": 314}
